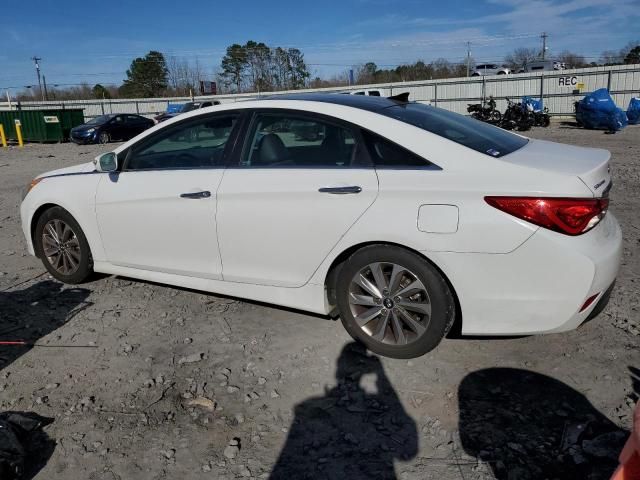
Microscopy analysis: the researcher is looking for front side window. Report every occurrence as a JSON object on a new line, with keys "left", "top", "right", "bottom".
{"left": 379, "top": 103, "right": 528, "bottom": 158}
{"left": 240, "top": 113, "right": 368, "bottom": 168}
{"left": 125, "top": 114, "right": 237, "bottom": 170}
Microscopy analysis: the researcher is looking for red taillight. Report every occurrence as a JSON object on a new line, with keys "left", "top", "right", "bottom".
{"left": 485, "top": 196, "right": 609, "bottom": 235}
{"left": 580, "top": 293, "right": 600, "bottom": 312}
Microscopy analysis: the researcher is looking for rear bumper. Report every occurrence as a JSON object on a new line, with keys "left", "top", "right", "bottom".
{"left": 430, "top": 212, "right": 622, "bottom": 335}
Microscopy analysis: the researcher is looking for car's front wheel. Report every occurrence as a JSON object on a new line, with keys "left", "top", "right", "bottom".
{"left": 34, "top": 207, "right": 93, "bottom": 284}
{"left": 336, "top": 245, "right": 455, "bottom": 359}
{"left": 98, "top": 132, "right": 110, "bottom": 144}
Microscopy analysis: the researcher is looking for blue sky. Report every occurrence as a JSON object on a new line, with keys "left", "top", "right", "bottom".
{"left": 1, "top": 0, "right": 638, "bottom": 91}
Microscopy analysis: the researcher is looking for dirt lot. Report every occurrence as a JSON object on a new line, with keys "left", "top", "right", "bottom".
{"left": 0, "top": 123, "right": 638, "bottom": 480}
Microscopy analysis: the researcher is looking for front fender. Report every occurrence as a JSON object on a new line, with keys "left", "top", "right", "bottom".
{"left": 20, "top": 173, "right": 106, "bottom": 261}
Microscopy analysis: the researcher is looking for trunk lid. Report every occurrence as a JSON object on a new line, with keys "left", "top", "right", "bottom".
{"left": 502, "top": 138, "right": 611, "bottom": 197}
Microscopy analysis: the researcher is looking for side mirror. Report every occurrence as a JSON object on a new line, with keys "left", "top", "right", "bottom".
{"left": 95, "top": 152, "right": 118, "bottom": 172}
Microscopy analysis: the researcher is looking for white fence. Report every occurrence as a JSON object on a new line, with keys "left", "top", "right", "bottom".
{"left": 1, "top": 64, "right": 639, "bottom": 120}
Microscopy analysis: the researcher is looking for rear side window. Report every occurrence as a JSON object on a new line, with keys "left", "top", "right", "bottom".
{"left": 362, "top": 130, "right": 436, "bottom": 169}
{"left": 379, "top": 103, "right": 528, "bottom": 158}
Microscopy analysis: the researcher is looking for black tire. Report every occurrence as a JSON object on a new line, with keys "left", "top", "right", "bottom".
{"left": 34, "top": 207, "right": 93, "bottom": 284}
{"left": 336, "top": 245, "right": 455, "bottom": 359}
{"left": 98, "top": 132, "right": 110, "bottom": 144}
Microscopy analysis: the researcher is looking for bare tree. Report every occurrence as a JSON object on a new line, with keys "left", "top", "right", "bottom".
{"left": 599, "top": 49, "right": 624, "bottom": 66}
{"left": 355, "top": 62, "right": 378, "bottom": 84}
{"left": 431, "top": 58, "right": 453, "bottom": 79}
{"left": 504, "top": 47, "right": 540, "bottom": 70}
{"left": 309, "top": 71, "right": 349, "bottom": 89}
{"left": 556, "top": 51, "right": 587, "bottom": 69}
{"left": 166, "top": 55, "right": 206, "bottom": 96}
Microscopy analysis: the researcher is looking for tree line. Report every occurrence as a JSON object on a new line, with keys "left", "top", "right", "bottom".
{"left": 12, "top": 40, "right": 640, "bottom": 101}
{"left": 220, "top": 41, "right": 310, "bottom": 93}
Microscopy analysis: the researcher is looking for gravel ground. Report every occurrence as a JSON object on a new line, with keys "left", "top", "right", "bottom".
{"left": 0, "top": 123, "right": 638, "bottom": 480}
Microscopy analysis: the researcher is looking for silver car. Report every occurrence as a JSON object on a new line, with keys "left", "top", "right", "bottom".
{"left": 472, "top": 64, "right": 510, "bottom": 76}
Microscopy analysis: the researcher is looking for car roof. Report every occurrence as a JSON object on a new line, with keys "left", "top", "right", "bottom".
{"left": 263, "top": 93, "right": 408, "bottom": 113}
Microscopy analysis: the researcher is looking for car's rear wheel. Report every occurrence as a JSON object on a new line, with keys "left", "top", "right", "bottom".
{"left": 336, "top": 245, "right": 455, "bottom": 358}
{"left": 98, "top": 132, "right": 110, "bottom": 144}
{"left": 34, "top": 207, "right": 93, "bottom": 284}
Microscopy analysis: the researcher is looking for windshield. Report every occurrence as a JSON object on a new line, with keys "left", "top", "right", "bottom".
{"left": 379, "top": 103, "right": 528, "bottom": 158}
{"left": 86, "top": 115, "right": 114, "bottom": 125}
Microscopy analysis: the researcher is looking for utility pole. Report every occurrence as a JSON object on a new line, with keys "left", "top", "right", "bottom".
{"left": 541, "top": 32, "right": 548, "bottom": 60}
{"left": 42, "top": 75, "right": 49, "bottom": 101}
{"left": 466, "top": 41, "right": 471, "bottom": 77}
{"left": 31, "top": 56, "right": 44, "bottom": 101}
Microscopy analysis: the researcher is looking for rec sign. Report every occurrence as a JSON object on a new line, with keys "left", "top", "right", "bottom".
{"left": 558, "top": 76, "right": 579, "bottom": 86}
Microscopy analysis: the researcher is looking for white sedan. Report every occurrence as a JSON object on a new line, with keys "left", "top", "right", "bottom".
{"left": 20, "top": 94, "right": 621, "bottom": 358}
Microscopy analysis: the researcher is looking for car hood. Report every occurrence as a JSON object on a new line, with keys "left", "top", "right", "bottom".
{"left": 37, "top": 161, "right": 97, "bottom": 179}
{"left": 501, "top": 138, "right": 611, "bottom": 196}
{"left": 72, "top": 124, "right": 101, "bottom": 131}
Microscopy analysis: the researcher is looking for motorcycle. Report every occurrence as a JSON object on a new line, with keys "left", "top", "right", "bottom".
{"left": 467, "top": 96, "right": 502, "bottom": 124}
{"left": 522, "top": 96, "right": 551, "bottom": 127}
{"left": 533, "top": 107, "right": 551, "bottom": 127}
{"left": 501, "top": 98, "right": 534, "bottom": 131}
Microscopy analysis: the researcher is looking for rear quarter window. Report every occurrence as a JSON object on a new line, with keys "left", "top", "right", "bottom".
{"left": 379, "top": 103, "right": 528, "bottom": 158}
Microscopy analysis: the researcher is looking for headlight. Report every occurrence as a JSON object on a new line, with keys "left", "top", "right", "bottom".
{"left": 22, "top": 177, "right": 43, "bottom": 201}
{"left": 86, "top": 128, "right": 95, "bottom": 134}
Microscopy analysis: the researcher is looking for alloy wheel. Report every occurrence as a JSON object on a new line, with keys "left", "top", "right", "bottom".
{"left": 41, "top": 219, "right": 82, "bottom": 276}
{"left": 348, "top": 262, "right": 431, "bottom": 346}
{"left": 99, "top": 132, "right": 109, "bottom": 144}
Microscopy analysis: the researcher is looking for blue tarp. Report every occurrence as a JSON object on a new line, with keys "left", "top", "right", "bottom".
{"left": 627, "top": 97, "right": 640, "bottom": 125}
{"left": 522, "top": 96, "right": 543, "bottom": 112}
{"left": 575, "top": 88, "right": 628, "bottom": 131}
{"left": 166, "top": 103, "right": 185, "bottom": 114}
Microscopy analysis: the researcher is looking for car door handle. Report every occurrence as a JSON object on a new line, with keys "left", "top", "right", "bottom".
{"left": 318, "top": 186, "right": 362, "bottom": 195}
{"left": 180, "top": 191, "right": 211, "bottom": 199}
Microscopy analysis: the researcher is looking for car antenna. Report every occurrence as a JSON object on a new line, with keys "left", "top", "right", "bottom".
{"left": 388, "top": 92, "right": 410, "bottom": 102}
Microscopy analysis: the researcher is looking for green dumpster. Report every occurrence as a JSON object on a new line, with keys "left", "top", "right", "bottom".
{"left": 57, "top": 109, "right": 85, "bottom": 140}
{"left": 0, "top": 109, "right": 84, "bottom": 143}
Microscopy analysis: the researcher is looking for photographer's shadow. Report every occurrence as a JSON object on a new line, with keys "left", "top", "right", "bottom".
{"left": 0, "top": 280, "right": 91, "bottom": 479}
{"left": 270, "top": 342, "right": 418, "bottom": 479}
{"left": 0, "top": 280, "right": 91, "bottom": 372}
{"left": 459, "top": 367, "right": 633, "bottom": 480}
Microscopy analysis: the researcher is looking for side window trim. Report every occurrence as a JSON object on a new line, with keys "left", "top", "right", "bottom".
{"left": 232, "top": 108, "right": 374, "bottom": 169}
{"left": 121, "top": 111, "right": 242, "bottom": 171}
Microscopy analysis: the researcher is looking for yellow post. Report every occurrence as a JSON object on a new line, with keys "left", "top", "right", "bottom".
{"left": 14, "top": 119, "right": 23, "bottom": 147}
{"left": 0, "top": 124, "right": 6, "bottom": 148}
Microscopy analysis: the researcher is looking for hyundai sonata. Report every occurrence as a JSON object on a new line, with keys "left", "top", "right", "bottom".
{"left": 20, "top": 94, "right": 621, "bottom": 358}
